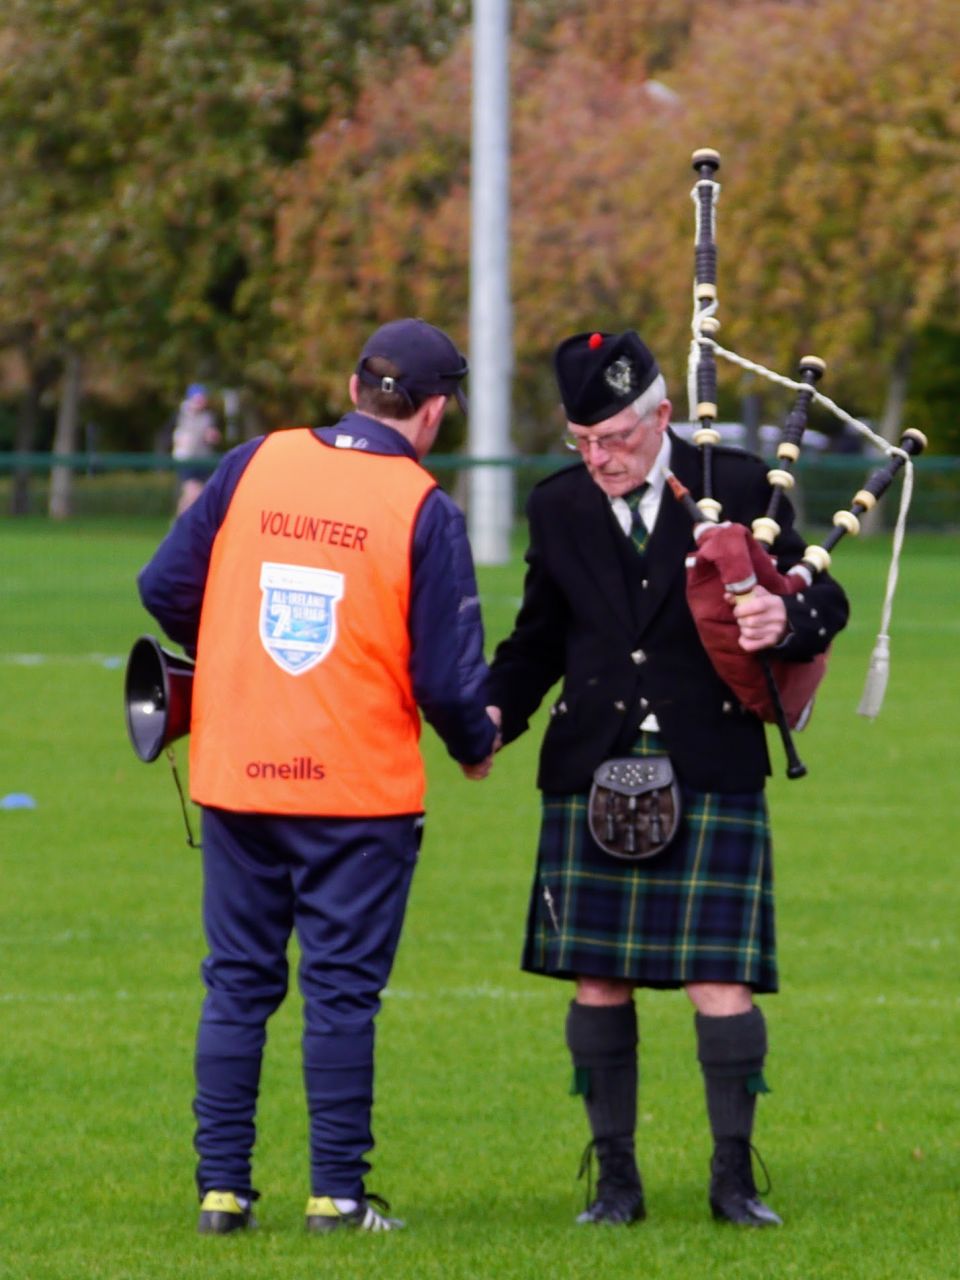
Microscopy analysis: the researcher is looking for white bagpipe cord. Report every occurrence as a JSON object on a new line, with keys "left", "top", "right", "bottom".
{"left": 687, "top": 314, "right": 918, "bottom": 719}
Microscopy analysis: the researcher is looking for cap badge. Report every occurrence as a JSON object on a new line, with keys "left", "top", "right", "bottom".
{"left": 603, "top": 356, "right": 636, "bottom": 396}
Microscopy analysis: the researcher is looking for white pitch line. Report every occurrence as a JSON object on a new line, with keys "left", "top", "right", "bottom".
{"left": 383, "top": 985, "right": 547, "bottom": 1002}
{"left": 2, "top": 987, "right": 956, "bottom": 1009}
{"left": 0, "top": 984, "right": 553, "bottom": 1005}
{"left": 0, "top": 653, "right": 125, "bottom": 667}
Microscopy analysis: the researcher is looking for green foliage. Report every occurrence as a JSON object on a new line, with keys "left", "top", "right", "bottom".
{"left": 272, "top": 41, "right": 474, "bottom": 418}
{"left": 0, "top": 0, "right": 470, "bottom": 420}
{"left": 506, "top": 0, "right": 960, "bottom": 443}
{"left": 906, "top": 325, "right": 960, "bottom": 452}
{"left": 0, "top": 520, "right": 958, "bottom": 1277}
{"left": 274, "top": 0, "right": 960, "bottom": 449}
{"left": 656, "top": 0, "right": 960, "bottom": 434}
{"left": 3, "top": 0, "right": 960, "bottom": 456}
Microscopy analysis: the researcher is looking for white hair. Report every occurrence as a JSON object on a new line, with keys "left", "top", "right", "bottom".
{"left": 631, "top": 372, "right": 668, "bottom": 423}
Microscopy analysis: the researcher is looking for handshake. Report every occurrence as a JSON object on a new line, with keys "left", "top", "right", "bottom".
{"left": 460, "top": 706, "right": 502, "bottom": 781}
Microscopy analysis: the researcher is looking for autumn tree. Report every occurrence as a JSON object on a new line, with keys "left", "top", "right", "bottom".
{"left": 0, "top": 0, "right": 470, "bottom": 513}
{"left": 0, "top": 2, "right": 140, "bottom": 513}
{"left": 273, "top": 4, "right": 695, "bottom": 448}
{"left": 507, "top": 0, "right": 960, "bottom": 449}
{"left": 272, "top": 42, "right": 473, "bottom": 430}
{"left": 111, "top": 0, "right": 471, "bottom": 401}
{"left": 5, "top": 0, "right": 959, "bottom": 499}
{"left": 508, "top": 9, "right": 687, "bottom": 444}
{"left": 641, "top": 0, "right": 960, "bottom": 446}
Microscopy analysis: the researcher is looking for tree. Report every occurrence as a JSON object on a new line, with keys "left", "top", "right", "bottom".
{"left": 508, "top": 8, "right": 686, "bottom": 444}
{"left": 506, "top": 0, "right": 960, "bottom": 449}
{"left": 112, "top": 0, "right": 470, "bottom": 397}
{"left": 272, "top": 6, "right": 692, "bottom": 447}
{"left": 0, "top": 1, "right": 146, "bottom": 513}
{"left": 272, "top": 41, "right": 474, "bottom": 427}
{"left": 648, "top": 0, "right": 960, "bottom": 447}
{"left": 5, "top": 0, "right": 960, "bottom": 488}
{"left": 269, "top": 0, "right": 960, "bottom": 455}
{"left": 0, "top": 0, "right": 471, "bottom": 512}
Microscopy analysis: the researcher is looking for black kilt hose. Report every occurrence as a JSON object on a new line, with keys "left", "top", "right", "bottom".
{"left": 522, "top": 733, "right": 777, "bottom": 992}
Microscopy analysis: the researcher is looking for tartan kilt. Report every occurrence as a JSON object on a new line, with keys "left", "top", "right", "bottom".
{"left": 521, "top": 734, "right": 778, "bottom": 992}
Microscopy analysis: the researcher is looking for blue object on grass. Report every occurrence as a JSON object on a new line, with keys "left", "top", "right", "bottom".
{"left": 1, "top": 793, "right": 37, "bottom": 810}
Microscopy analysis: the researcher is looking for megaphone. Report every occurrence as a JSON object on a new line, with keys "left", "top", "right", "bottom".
{"left": 124, "top": 634, "right": 195, "bottom": 762}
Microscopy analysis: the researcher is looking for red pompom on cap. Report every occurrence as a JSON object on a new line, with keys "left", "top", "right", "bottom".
{"left": 588, "top": 332, "right": 604, "bottom": 349}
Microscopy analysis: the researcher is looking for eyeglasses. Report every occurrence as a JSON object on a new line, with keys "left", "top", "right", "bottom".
{"left": 563, "top": 420, "right": 643, "bottom": 455}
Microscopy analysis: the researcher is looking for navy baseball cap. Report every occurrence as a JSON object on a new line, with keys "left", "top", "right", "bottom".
{"left": 554, "top": 330, "right": 660, "bottom": 425}
{"left": 356, "top": 318, "right": 469, "bottom": 412}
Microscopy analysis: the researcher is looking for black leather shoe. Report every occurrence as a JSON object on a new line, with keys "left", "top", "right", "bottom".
{"left": 709, "top": 1139, "right": 782, "bottom": 1228}
{"left": 576, "top": 1138, "right": 646, "bottom": 1225}
{"left": 577, "top": 1185, "right": 646, "bottom": 1225}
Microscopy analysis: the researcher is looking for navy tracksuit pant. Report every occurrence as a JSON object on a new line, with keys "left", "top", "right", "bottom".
{"left": 194, "top": 806, "right": 421, "bottom": 1200}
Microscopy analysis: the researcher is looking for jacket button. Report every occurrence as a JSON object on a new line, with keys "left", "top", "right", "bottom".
{"left": 614, "top": 700, "right": 626, "bottom": 711}
{"left": 630, "top": 649, "right": 646, "bottom": 664}
{"left": 639, "top": 697, "right": 649, "bottom": 711}
{"left": 722, "top": 700, "right": 733, "bottom": 713}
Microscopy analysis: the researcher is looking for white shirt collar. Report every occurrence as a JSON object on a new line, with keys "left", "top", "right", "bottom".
{"left": 609, "top": 433, "right": 672, "bottom": 536}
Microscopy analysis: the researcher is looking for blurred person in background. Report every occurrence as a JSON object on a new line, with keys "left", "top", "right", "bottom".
{"left": 172, "top": 382, "right": 221, "bottom": 515}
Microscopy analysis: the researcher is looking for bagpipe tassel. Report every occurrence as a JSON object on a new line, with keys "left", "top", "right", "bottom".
{"left": 856, "top": 444, "right": 919, "bottom": 720}
{"left": 857, "top": 632, "right": 890, "bottom": 720}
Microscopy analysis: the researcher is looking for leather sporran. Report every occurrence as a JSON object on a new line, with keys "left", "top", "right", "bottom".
{"left": 587, "top": 756, "right": 681, "bottom": 861}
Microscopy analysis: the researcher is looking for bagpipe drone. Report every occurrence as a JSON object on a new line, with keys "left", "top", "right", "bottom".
{"left": 671, "top": 148, "right": 926, "bottom": 777}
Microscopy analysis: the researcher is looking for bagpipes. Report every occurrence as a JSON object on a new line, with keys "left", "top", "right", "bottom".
{"left": 670, "top": 148, "right": 926, "bottom": 778}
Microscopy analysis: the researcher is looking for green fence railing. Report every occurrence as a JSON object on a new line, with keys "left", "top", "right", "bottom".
{"left": 2, "top": 451, "right": 958, "bottom": 529}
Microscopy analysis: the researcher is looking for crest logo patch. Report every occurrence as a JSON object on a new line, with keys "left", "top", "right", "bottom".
{"left": 259, "top": 562, "right": 345, "bottom": 675}
{"left": 603, "top": 356, "right": 636, "bottom": 397}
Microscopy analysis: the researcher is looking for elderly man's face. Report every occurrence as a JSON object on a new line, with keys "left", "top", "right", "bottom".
{"left": 565, "top": 399, "right": 670, "bottom": 497}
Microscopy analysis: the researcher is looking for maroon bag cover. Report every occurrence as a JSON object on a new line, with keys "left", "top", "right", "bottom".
{"left": 685, "top": 522, "right": 827, "bottom": 729}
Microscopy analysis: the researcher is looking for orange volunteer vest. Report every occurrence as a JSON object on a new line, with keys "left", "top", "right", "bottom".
{"left": 189, "top": 428, "right": 436, "bottom": 816}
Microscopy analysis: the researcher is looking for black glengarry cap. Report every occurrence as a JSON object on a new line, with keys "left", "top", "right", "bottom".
{"left": 554, "top": 329, "right": 659, "bottom": 425}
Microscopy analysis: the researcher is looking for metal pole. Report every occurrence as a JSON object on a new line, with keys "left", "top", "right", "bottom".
{"left": 468, "top": 0, "right": 513, "bottom": 565}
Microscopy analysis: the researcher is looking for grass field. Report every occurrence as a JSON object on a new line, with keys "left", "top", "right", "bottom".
{"left": 1, "top": 517, "right": 958, "bottom": 1280}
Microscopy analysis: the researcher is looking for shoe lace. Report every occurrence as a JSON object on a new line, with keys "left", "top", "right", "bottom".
{"left": 713, "top": 1139, "right": 774, "bottom": 1202}
{"left": 749, "top": 1143, "right": 773, "bottom": 1198}
{"left": 361, "top": 1192, "right": 395, "bottom": 1227}
{"left": 577, "top": 1137, "right": 641, "bottom": 1211}
{"left": 576, "top": 1140, "right": 597, "bottom": 1212}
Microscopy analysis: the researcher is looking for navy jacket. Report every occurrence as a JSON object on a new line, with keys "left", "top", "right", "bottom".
{"left": 139, "top": 412, "right": 496, "bottom": 767}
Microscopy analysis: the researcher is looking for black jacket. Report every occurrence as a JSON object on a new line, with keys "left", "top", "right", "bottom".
{"left": 486, "top": 432, "right": 849, "bottom": 794}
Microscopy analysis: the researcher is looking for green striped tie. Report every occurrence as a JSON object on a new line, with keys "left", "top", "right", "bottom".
{"left": 625, "top": 485, "right": 649, "bottom": 554}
